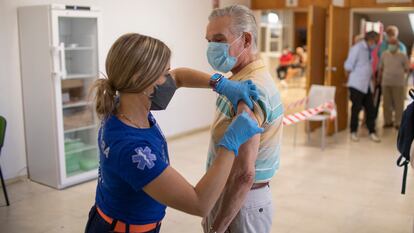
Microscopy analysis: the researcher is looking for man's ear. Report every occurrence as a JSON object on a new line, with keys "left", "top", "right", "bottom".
{"left": 244, "top": 32, "right": 253, "bottom": 49}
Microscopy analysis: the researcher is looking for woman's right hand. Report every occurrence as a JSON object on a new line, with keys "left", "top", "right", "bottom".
{"left": 218, "top": 112, "right": 264, "bottom": 156}
{"left": 214, "top": 75, "right": 259, "bottom": 111}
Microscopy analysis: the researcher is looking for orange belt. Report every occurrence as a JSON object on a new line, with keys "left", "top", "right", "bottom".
{"left": 96, "top": 207, "right": 159, "bottom": 233}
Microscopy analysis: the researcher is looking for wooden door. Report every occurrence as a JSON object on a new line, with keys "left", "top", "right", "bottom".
{"left": 306, "top": 6, "right": 327, "bottom": 131}
{"left": 294, "top": 12, "right": 308, "bottom": 49}
{"left": 326, "top": 5, "right": 350, "bottom": 132}
{"left": 306, "top": 5, "right": 326, "bottom": 90}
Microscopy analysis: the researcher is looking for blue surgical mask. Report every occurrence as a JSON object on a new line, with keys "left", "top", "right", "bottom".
{"left": 388, "top": 44, "right": 398, "bottom": 53}
{"left": 369, "top": 44, "right": 377, "bottom": 50}
{"left": 207, "top": 35, "right": 245, "bottom": 73}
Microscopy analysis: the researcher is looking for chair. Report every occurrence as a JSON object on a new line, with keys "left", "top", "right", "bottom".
{"left": 0, "top": 116, "right": 10, "bottom": 206}
{"left": 293, "top": 85, "right": 338, "bottom": 150}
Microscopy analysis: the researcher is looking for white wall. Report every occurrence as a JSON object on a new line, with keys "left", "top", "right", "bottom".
{"left": 0, "top": 0, "right": 221, "bottom": 180}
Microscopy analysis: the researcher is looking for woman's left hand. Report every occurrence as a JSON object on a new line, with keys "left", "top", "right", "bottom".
{"left": 215, "top": 78, "right": 259, "bottom": 110}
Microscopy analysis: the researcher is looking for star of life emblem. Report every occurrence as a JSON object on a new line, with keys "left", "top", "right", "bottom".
{"left": 132, "top": 146, "right": 157, "bottom": 170}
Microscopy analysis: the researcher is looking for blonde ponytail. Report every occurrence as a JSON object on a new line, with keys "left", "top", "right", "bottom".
{"left": 91, "top": 78, "right": 116, "bottom": 119}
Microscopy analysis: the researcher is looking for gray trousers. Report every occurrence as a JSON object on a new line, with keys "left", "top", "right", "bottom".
{"left": 202, "top": 185, "right": 274, "bottom": 233}
{"left": 383, "top": 86, "right": 406, "bottom": 126}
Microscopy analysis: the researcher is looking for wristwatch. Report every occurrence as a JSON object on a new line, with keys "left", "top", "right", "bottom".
{"left": 209, "top": 73, "right": 224, "bottom": 91}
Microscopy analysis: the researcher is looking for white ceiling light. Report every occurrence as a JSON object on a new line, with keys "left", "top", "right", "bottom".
{"left": 268, "top": 12, "right": 279, "bottom": 24}
{"left": 409, "top": 14, "right": 414, "bottom": 34}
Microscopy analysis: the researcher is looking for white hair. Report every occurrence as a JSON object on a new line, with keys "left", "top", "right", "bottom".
{"left": 386, "top": 25, "right": 399, "bottom": 38}
{"left": 209, "top": 5, "right": 258, "bottom": 53}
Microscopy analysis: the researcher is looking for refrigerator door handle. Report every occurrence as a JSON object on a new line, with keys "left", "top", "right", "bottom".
{"left": 51, "top": 43, "right": 67, "bottom": 79}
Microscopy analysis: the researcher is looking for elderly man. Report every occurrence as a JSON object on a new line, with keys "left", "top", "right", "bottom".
{"left": 379, "top": 38, "right": 410, "bottom": 129}
{"left": 345, "top": 31, "right": 381, "bottom": 143}
{"left": 378, "top": 25, "right": 407, "bottom": 58}
{"left": 202, "top": 5, "right": 283, "bottom": 233}
{"left": 375, "top": 25, "right": 408, "bottom": 121}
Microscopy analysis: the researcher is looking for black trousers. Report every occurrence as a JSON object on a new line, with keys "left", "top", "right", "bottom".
{"left": 349, "top": 87, "right": 376, "bottom": 134}
{"left": 276, "top": 66, "right": 289, "bottom": 80}
{"left": 85, "top": 205, "right": 161, "bottom": 233}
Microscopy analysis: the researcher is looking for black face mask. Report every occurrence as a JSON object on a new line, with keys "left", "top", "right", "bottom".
{"left": 150, "top": 73, "right": 177, "bottom": 111}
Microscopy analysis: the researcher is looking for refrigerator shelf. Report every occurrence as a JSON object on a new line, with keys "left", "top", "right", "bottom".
{"left": 65, "top": 145, "right": 96, "bottom": 155}
{"left": 65, "top": 46, "right": 94, "bottom": 51}
{"left": 63, "top": 101, "right": 91, "bottom": 109}
{"left": 64, "top": 124, "right": 97, "bottom": 134}
{"left": 65, "top": 73, "right": 97, "bottom": 79}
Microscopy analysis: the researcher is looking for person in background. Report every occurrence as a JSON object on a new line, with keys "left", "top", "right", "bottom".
{"left": 285, "top": 46, "right": 307, "bottom": 80}
{"left": 295, "top": 46, "right": 307, "bottom": 68}
{"left": 374, "top": 25, "right": 408, "bottom": 119}
{"left": 84, "top": 33, "right": 263, "bottom": 233}
{"left": 378, "top": 25, "right": 407, "bottom": 58}
{"left": 379, "top": 37, "right": 410, "bottom": 130}
{"left": 276, "top": 46, "right": 293, "bottom": 87}
{"left": 344, "top": 31, "right": 381, "bottom": 143}
{"left": 203, "top": 5, "right": 284, "bottom": 233}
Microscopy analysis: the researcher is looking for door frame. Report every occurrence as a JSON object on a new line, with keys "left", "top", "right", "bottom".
{"left": 326, "top": 5, "right": 351, "bottom": 133}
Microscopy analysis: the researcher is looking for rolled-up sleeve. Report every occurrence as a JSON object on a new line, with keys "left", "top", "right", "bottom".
{"left": 344, "top": 46, "right": 358, "bottom": 72}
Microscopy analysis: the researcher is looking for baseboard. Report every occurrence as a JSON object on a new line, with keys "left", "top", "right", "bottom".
{"left": 5, "top": 175, "right": 28, "bottom": 185}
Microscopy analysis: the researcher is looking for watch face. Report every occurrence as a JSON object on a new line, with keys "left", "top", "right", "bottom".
{"left": 211, "top": 73, "right": 222, "bottom": 80}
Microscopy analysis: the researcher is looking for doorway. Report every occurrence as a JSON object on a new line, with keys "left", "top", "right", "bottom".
{"left": 350, "top": 8, "right": 414, "bottom": 132}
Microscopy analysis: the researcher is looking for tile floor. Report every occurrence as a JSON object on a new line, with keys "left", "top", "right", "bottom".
{"left": 1, "top": 85, "right": 413, "bottom": 233}
{"left": 1, "top": 122, "right": 413, "bottom": 233}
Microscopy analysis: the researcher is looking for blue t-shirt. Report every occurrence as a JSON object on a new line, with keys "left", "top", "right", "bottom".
{"left": 95, "top": 113, "right": 170, "bottom": 224}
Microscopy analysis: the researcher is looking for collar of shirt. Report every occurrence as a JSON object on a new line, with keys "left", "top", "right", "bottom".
{"left": 230, "top": 59, "right": 265, "bottom": 81}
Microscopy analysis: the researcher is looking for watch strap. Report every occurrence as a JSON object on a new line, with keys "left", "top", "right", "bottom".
{"left": 209, "top": 73, "right": 223, "bottom": 91}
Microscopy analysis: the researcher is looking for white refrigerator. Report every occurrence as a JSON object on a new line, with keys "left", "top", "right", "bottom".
{"left": 18, "top": 4, "right": 102, "bottom": 189}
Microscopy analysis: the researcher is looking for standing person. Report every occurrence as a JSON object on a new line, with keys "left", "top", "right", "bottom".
{"left": 379, "top": 38, "right": 410, "bottom": 129}
{"left": 84, "top": 33, "right": 264, "bottom": 233}
{"left": 374, "top": 25, "right": 408, "bottom": 118}
{"left": 203, "top": 5, "right": 284, "bottom": 233}
{"left": 344, "top": 31, "right": 381, "bottom": 142}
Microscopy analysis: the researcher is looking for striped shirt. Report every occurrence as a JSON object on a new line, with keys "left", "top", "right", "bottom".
{"left": 206, "top": 59, "right": 284, "bottom": 182}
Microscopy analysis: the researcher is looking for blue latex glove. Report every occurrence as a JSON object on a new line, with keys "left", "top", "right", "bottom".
{"left": 218, "top": 112, "right": 264, "bottom": 156}
{"left": 215, "top": 78, "right": 259, "bottom": 110}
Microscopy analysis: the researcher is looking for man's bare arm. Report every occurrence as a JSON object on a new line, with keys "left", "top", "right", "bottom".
{"left": 211, "top": 102, "right": 261, "bottom": 233}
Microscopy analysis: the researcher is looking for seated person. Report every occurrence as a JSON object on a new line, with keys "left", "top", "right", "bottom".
{"left": 276, "top": 47, "right": 293, "bottom": 80}
{"left": 286, "top": 46, "right": 307, "bottom": 80}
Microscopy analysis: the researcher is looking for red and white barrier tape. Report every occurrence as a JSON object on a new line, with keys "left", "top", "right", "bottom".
{"left": 283, "top": 101, "right": 336, "bottom": 126}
